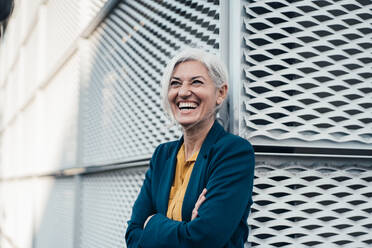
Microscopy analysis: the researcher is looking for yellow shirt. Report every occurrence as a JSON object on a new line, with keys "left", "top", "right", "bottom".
{"left": 166, "top": 143, "right": 199, "bottom": 221}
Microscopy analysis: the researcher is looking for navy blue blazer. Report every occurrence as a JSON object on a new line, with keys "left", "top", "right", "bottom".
{"left": 125, "top": 121, "right": 255, "bottom": 248}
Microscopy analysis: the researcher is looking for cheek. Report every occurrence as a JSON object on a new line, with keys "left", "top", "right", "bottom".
{"left": 167, "top": 91, "right": 176, "bottom": 106}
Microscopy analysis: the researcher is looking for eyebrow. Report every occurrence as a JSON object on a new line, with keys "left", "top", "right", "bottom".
{"left": 171, "top": 76, "right": 205, "bottom": 81}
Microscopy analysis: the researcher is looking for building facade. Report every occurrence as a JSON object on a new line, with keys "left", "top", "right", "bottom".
{"left": 0, "top": 0, "right": 371, "bottom": 247}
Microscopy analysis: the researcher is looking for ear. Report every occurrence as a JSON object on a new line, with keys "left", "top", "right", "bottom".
{"left": 216, "top": 83, "right": 228, "bottom": 105}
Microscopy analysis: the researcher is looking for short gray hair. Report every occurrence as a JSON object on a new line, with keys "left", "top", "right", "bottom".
{"left": 161, "top": 47, "right": 228, "bottom": 120}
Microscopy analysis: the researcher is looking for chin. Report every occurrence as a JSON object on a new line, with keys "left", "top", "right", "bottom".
{"left": 177, "top": 120, "right": 198, "bottom": 128}
{"left": 176, "top": 117, "right": 212, "bottom": 130}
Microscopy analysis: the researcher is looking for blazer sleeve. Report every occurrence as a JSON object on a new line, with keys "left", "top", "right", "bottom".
{"left": 125, "top": 146, "right": 160, "bottom": 248}
{"left": 138, "top": 137, "right": 255, "bottom": 248}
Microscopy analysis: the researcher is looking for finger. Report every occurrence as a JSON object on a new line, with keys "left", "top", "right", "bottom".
{"left": 202, "top": 188, "right": 207, "bottom": 196}
{"left": 194, "top": 195, "right": 206, "bottom": 210}
{"left": 196, "top": 191, "right": 203, "bottom": 202}
{"left": 192, "top": 189, "right": 208, "bottom": 221}
{"left": 197, "top": 188, "right": 207, "bottom": 202}
{"left": 143, "top": 214, "right": 154, "bottom": 228}
{"left": 191, "top": 209, "right": 198, "bottom": 220}
{"left": 194, "top": 189, "right": 207, "bottom": 209}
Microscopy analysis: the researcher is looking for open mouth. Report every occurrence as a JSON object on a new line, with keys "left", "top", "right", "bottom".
{"left": 178, "top": 102, "right": 198, "bottom": 110}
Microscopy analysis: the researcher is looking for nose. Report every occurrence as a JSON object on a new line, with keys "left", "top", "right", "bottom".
{"left": 178, "top": 83, "right": 191, "bottom": 98}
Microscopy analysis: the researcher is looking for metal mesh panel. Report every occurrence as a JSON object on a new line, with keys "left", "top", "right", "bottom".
{"left": 45, "top": 0, "right": 80, "bottom": 72}
{"left": 0, "top": 45, "right": 5, "bottom": 88}
{"left": 23, "top": 12, "right": 42, "bottom": 103}
{"left": 40, "top": 52, "right": 79, "bottom": 172}
{"left": 81, "top": 0, "right": 220, "bottom": 165}
{"left": 19, "top": 0, "right": 42, "bottom": 42}
{"left": 78, "top": 166, "right": 146, "bottom": 248}
{"left": 241, "top": 0, "right": 372, "bottom": 150}
{"left": 0, "top": 133, "right": 2, "bottom": 174}
{"left": 0, "top": 180, "right": 34, "bottom": 248}
{"left": 34, "top": 177, "right": 76, "bottom": 248}
{"left": 250, "top": 163, "right": 372, "bottom": 247}
{"left": 22, "top": 97, "right": 43, "bottom": 176}
{"left": 81, "top": 0, "right": 110, "bottom": 30}
{"left": 0, "top": 181, "right": 17, "bottom": 247}
{"left": 0, "top": 3, "right": 22, "bottom": 75}
{"left": 0, "top": 129, "right": 9, "bottom": 177}
{"left": 1, "top": 116, "right": 24, "bottom": 178}
{"left": 3, "top": 57, "right": 23, "bottom": 126}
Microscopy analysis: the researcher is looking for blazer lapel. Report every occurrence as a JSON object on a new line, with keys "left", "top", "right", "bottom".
{"left": 158, "top": 138, "right": 183, "bottom": 215}
{"left": 181, "top": 121, "right": 226, "bottom": 220}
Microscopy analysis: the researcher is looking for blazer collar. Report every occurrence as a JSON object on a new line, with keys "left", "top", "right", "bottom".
{"left": 168, "top": 120, "right": 226, "bottom": 159}
{"left": 198, "top": 120, "right": 226, "bottom": 158}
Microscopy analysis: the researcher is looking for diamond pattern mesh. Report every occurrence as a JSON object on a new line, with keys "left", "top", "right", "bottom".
{"left": 250, "top": 163, "right": 372, "bottom": 247}
{"left": 78, "top": 167, "right": 146, "bottom": 248}
{"left": 241, "top": 0, "right": 372, "bottom": 150}
{"left": 35, "top": 177, "right": 76, "bottom": 248}
{"left": 80, "top": 0, "right": 220, "bottom": 165}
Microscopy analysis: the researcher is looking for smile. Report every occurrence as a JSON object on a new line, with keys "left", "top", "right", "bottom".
{"left": 178, "top": 102, "right": 198, "bottom": 110}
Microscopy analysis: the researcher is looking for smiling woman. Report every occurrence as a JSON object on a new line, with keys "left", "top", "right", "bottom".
{"left": 125, "top": 48, "right": 255, "bottom": 248}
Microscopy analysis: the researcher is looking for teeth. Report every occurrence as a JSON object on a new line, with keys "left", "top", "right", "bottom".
{"left": 179, "top": 102, "right": 197, "bottom": 108}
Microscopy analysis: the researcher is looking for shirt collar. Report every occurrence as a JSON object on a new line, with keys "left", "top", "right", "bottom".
{"left": 178, "top": 143, "right": 199, "bottom": 163}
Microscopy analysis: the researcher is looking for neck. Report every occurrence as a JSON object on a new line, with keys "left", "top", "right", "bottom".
{"left": 182, "top": 118, "right": 215, "bottom": 160}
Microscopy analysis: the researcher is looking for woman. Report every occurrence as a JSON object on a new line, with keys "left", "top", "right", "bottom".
{"left": 125, "top": 48, "right": 255, "bottom": 248}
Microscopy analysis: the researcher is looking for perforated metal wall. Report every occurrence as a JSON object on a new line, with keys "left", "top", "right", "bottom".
{"left": 19, "top": 0, "right": 42, "bottom": 43}
{"left": 250, "top": 163, "right": 372, "bottom": 247}
{"left": 0, "top": 179, "right": 34, "bottom": 248}
{"left": 40, "top": 52, "right": 80, "bottom": 172}
{"left": 80, "top": 0, "right": 220, "bottom": 165}
{"left": 34, "top": 177, "right": 76, "bottom": 248}
{"left": 45, "top": 0, "right": 80, "bottom": 72}
{"left": 78, "top": 167, "right": 146, "bottom": 248}
{"left": 22, "top": 10, "right": 43, "bottom": 103}
{"left": 241, "top": 0, "right": 372, "bottom": 151}
{"left": 81, "top": 0, "right": 110, "bottom": 31}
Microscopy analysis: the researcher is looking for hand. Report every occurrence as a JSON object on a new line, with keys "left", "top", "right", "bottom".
{"left": 191, "top": 188, "right": 207, "bottom": 220}
{"left": 144, "top": 214, "right": 154, "bottom": 228}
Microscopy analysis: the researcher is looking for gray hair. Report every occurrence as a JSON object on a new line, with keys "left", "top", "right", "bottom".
{"left": 161, "top": 47, "right": 229, "bottom": 121}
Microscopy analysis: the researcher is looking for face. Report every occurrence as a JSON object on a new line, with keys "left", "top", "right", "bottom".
{"left": 167, "top": 60, "right": 227, "bottom": 129}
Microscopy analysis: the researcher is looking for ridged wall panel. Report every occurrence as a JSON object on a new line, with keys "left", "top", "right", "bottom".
{"left": 19, "top": 0, "right": 42, "bottom": 43}
{"left": 1, "top": 116, "right": 23, "bottom": 178}
{"left": 81, "top": 0, "right": 220, "bottom": 165}
{"left": 0, "top": 180, "right": 34, "bottom": 248}
{"left": 34, "top": 177, "right": 75, "bottom": 248}
{"left": 39, "top": 52, "right": 80, "bottom": 172}
{"left": 22, "top": 97, "right": 43, "bottom": 176}
{"left": 78, "top": 167, "right": 146, "bottom": 248}
{"left": 0, "top": 45, "right": 5, "bottom": 88}
{"left": 23, "top": 13, "right": 42, "bottom": 105}
{"left": 81, "top": 0, "right": 110, "bottom": 31}
{"left": 1, "top": 5, "right": 22, "bottom": 75}
{"left": 3, "top": 56, "right": 23, "bottom": 126}
{"left": 45, "top": 0, "right": 80, "bottom": 72}
{"left": 241, "top": 0, "right": 372, "bottom": 151}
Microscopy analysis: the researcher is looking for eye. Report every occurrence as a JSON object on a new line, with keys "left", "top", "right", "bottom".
{"left": 170, "top": 81, "right": 181, "bottom": 87}
{"left": 192, "top": 80, "right": 203, "bottom": 85}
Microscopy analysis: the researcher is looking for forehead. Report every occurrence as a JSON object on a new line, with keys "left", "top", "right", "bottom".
{"left": 171, "top": 60, "right": 209, "bottom": 78}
